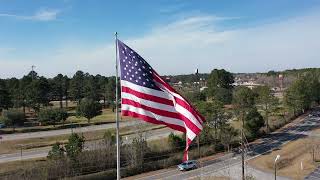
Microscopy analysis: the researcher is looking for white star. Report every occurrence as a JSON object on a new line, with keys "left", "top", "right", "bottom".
{"left": 142, "top": 73, "right": 145, "bottom": 76}
{"left": 124, "top": 76, "right": 127, "bottom": 78}
{"left": 133, "top": 56, "right": 136, "bottom": 58}
{"left": 125, "top": 56, "right": 128, "bottom": 59}
{"left": 135, "top": 71, "right": 138, "bottom": 74}
{"left": 131, "top": 51, "right": 133, "bottom": 53}
{"left": 129, "top": 61, "right": 131, "bottom": 64}
{"left": 126, "top": 72, "right": 129, "bottom": 75}
{"left": 130, "top": 77, "right": 132, "bottom": 80}
{"left": 124, "top": 67, "right": 126, "bottom": 70}
{"left": 138, "top": 76, "right": 141, "bottom": 79}
{"left": 150, "top": 71, "right": 152, "bottom": 74}
{"left": 146, "top": 79, "right": 149, "bottom": 81}
{"left": 138, "top": 68, "right": 141, "bottom": 71}
{"left": 131, "top": 67, "right": 134, "bottom": 69}
{"left": 149, "top": 67, "right": 152, "bottom": 69}
{"left": 129, "top": 69, "right": 131, "bottom": 72}
{"left": 123, "top": 59, "right": 125, "bottom": 62}
{"left": 132, "top": 74, "right": 134, "bottom": 77}
{"left": 125, "top": 47, "right": 127, "bottom": 50}
{"left": 136, "top": 80, "right": 138, "bottom": 83}
{"left": 143, "top": 82, "right": 146, "bottom": 85}
{"left": 122, "top": 50, "right": 124, "bottom": 54}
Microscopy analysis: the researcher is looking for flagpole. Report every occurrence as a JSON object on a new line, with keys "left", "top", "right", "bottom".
{"left": 115, "top": 32, "right": 121, "bottom": 180}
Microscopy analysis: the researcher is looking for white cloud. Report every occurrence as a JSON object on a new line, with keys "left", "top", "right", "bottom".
{"left": 1, "top": 11, "right": 320, "bottom": 78}
{"left": 0, "top": 9, "right": 60, "bottom": 21}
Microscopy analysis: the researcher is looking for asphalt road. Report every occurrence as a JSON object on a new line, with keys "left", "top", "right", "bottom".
{"left": 0, "top": 126, "right": 177, "bottom": 164}
{"left": 130, "top": 110, "right": 320, "bottom": 180}
{"left": 0, "top": 120, "right": 137, "bottom": 142}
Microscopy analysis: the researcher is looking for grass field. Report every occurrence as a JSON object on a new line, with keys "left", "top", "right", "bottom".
{"left": 0, "top": 124, "right": 165, "bottom": 154}
{"left": 248, "top": 134, "right": 319, "bottom": 179}
{"left": 0, "top": 107, "right": 134, "bottom": 134}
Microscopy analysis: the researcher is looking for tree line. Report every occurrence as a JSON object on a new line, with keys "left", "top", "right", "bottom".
{"left": 0, "top": 70, "right": 117, "bottom": 113}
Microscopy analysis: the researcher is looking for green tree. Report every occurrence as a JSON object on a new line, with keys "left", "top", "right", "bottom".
{"left": 207, "top": 69, "right": 234, "bottom": 104}
{"left": 195, "top": 100, "right": 228, "bottom": 142}
{"left": 0, "top": 79, "right": 12, "bottom": 111}
{"left": 70, "top": 71, "right": 85, "bottom": 104}
{"left": 84, "top": 74, "right": 100, "bottom": 101}
{"left": 6, "top": 78, "right": 22, "bottom": 108}
{"left": 47, "top": 142, "right": 64, "bottom": 160}
{"left": 65, "top": 133, "right": 85, "bottom": 159}
{"left": 284, "top": 77, "right": 311, "bottom": 115}
{"left": 253, "top": 86, "right": 278, "bottom": 132}
{"left": 76, "top": 98, "right": 102, "bottom": 123}
{"left": 233, "top": 86, "right": 256, "bottom": 137}
{"left": 25, "top": 76, "right": 51, "bottom": 112}
{"left": 52, "top": 74, "right": 68, "bottom": 109}
{"left": 244, "top": 107, "right": 264, "bottom": 138}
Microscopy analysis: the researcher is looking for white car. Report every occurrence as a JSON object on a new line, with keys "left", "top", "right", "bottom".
{"left": 177, "top": 160, "right": 199, "bottom": 171}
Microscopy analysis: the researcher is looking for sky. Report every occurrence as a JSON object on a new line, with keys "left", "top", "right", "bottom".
{"left": 0, "top": 0, "right": 320, "bottom": 78}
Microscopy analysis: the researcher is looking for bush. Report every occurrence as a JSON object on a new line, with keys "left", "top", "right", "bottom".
{"left": 38, "top": 108, "right": 68, "bottom": 125}
{"left": 47, "top": 142, "right": 65, "bottom": 160}
{"left": 1, "top": 109, "right": 25, "bottom": 128}
{"left": 65, "top": 133, "right": 85, "bottom": 159}
{"left": 168, "top": 133, "right": 185, "bottom": 151}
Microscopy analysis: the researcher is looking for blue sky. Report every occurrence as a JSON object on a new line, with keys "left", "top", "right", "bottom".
{"left": 1, "top": 0, "right": 320, "bottom": 78}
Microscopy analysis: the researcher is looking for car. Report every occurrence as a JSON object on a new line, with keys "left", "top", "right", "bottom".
{"left": 0, "top": 123, "right": 5, "bottom": 128}
{"left": 177, "top": 160, "right": 199, "bottom": 171}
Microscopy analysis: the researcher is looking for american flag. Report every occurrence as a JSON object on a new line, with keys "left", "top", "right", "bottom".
{"left": 118, "top": 40, "right": 205, "bottom": 161}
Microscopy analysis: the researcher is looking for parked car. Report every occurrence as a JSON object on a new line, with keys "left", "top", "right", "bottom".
{"left": 177, "top": 160, "right": 199, "bottom": 171}
{"left": 0, "top": 123, "right": 5, "bottom": 128}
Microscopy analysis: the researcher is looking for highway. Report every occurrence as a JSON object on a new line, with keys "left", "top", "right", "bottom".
{"left": 0, "top": 126, "right": 177, "bottom": 163}
{"left": 0, "top": 120, "right": 137, "bottom": 142}
{"left": 1, "top": 110, "right": 319, "bottom": 179}
{"left": 127, "top": 110, "right": 320, "bottom": 180}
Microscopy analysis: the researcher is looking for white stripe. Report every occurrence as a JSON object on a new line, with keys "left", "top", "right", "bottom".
{"left": 122, "top": 104, "right": 186, "bottom": 128}
{"left": 155, "top": 80, "right": 204, "bottom": 124}
{"left": 176, "top": 104, "right": 203, "bottom": 130}
{"left": 121, "top": 92, "right": 176, "bottom": 113}
{"left": 121, "top": 80, "right": 173, "bottom": 100}
{"left": 185, "top": 126, "right": 196, "bottom": 141}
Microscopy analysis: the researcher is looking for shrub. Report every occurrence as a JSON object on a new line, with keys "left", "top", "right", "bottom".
{"left": 65, "top": 133, "right": 85, "bottom": 159}
{"left": 168, "top": 132, "right": 185, "bottom": 151}
{"left": 1, "top": 109, "right": 25, "bottom": 129}
{"left": 38, "top": 108, "right": 68, "bottom": 125}
{"left": 47, "top": 142, "right": 65, "bottom": 160}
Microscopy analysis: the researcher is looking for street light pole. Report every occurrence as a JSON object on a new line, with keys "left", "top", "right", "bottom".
{"left": 274, "top": 155, "right": 281, "bottom": 180}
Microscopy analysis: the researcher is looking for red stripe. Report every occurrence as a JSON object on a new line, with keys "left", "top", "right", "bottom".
{"left": 122, "top": 98, "right": 180, "bottom": 119}
{"left": 178, "top": 113, "right": 202, "bottom": 135}
{"left": 122, "top": 86, "right": 174, "bottom": 106}
{"left": 153, "top": 73, "right": 205, "bottom": 123}
{"left": 122, "top": 110, "right": 186, "bottom": 133}
{"left": 175, "top": 98, "right": 204, "bottom": 124}
{"left": 122, "top": 98, "right": 201, "bottom": 135}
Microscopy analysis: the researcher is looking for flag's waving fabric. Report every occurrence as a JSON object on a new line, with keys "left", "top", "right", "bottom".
{"left": 118, "top": 40, "right": 205, "bottom": 161}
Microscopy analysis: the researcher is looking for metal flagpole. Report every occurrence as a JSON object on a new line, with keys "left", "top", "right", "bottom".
{"left": 115, "top": 32, "right": 121, "bottom": 180}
